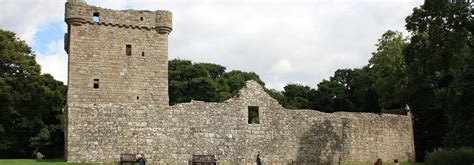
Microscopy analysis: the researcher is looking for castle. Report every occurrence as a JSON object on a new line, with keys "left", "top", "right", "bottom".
{"left": 64, "top": 0, "right": 416, "bottom": 163}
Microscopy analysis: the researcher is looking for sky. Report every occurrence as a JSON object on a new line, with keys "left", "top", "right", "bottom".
{"left": 0, "top": 0, "right": 423, "bottom": 90}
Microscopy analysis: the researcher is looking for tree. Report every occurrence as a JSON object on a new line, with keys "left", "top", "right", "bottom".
{"left": 188, "top": 77, "right": 220, "bottom": 102}
{"left": 368, "top": 30, "right": 408, "bottom": 109}
{"left": 312, "top": 68, "right": 379, "bottom": 113}
{"left": 168, "top": 59, "right": 205, "bottom": 104}
{"left": 404, "top": 0, "right": 474, "bottom": 159}
{"left": 0, "top": 29, "right": 66, "bottom": 158}
{"left": 265, "top": 88, "right": 287, "bottom": 107}
{"left": 219, "top": 70, "right": 265, "bottom": 96}
{"left": 348, "top": 67, "right": 380, "bottom": 113}
{"left": 194, "top": 63, "right": 225, "bottom": 79}
{"left": 168, "top": 59, "right": 265, "bottom": 105}
{"left": 313, "top": 78, "right": 352, "bottom": 113}
{"left": 272, "top": 31, "right": 409, "bottom": 113}
{"left": 441, "top": 1, "right": 474, "bottom": 148}
{"left": 280, "top": 84, "right": 314, "bottom": 109}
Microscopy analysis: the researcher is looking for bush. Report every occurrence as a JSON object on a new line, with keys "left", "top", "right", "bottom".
{"left": 425, "top": 147, "right": 474, "bottom": 165}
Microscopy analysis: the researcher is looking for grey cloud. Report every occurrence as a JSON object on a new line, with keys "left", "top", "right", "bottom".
{"left": 141, "top": 1, "right": 422, "bottom": 90}
{"left": 0, "top": 0, "right": 423, "bottom": 90}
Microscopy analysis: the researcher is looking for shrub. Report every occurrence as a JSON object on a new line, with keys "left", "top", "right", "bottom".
{"left": 425, "top": 147, "right": 474, "bottom": 165}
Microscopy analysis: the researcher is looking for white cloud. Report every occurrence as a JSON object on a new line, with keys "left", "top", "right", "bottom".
{"left": 0, "top": 0, "right": 68, "bottom": 83}
{"left": 0, "top": 0, "right": 127, "bottom": 84}
{"left": 130, "top": 0, "right": 422, "bottom": 90}
{"left": 272, "top": 59, "right": 293, "bottom": 73}
{"left": 36, "top": 40, "right": 68, "bottom": 84}
{"left": 0, "top": 0, "right": 64, "bottom": 45}
{"left": 1, "top": 0, "right": 423, "bottom": 90}
{"left": 87, "top": 0, "right": 128, "bottom": 10}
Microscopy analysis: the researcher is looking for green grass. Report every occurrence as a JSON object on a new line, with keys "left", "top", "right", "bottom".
{"left": 401, "top": 162, "right": 425, "bottom": 165}
{"left": 0, "top": 159, "right": 66, "bottom": 165}
{"left": 0, "top": 159, "right": 130, "bottom": 165}
{"left": 316, "top": 162, "right": 424, "bottom": 165}
{"left": 0, "top": 159, "right": 118, "bottom": 165}
{"left": 0, "top": 159, "right": 425, "bottom": 165}
{"left": 338, "top": 162, "right": 424, "bottom": 165}
{"left": 425, "top": 147, "right": 474, "bottom": 165}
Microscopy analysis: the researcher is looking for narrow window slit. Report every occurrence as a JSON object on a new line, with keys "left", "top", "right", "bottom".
{"left": 126, "top": 45, "right": 132, "bottom": 56}
{"left": 92, "top": 12, "right": 100, "bottom": 23}
{"left": 93, "top": 79, "right": 99, "bottom": 89}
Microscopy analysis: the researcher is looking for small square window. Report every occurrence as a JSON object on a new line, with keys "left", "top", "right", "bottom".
{"left": 126, "top": 45, "right": 132, "bottom": 56}
{"left": 93, "top": 79, "right": 99, "bottom": 89}
{"left": 92, "top": 12, "right": 100, "bottom": 23}
{"left": 248, "top": 106, "right": 259, "bottom": 124}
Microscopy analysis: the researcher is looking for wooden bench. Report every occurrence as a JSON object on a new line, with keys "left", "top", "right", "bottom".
{"left": 120, "top": 154, "right": 137, "bottom": 165}
{"left": 190, "top": 155, "right": 217, "bottom": 165}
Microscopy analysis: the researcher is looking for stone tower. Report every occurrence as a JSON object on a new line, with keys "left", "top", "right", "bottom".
{"left": 64, "top": 0, "right": 172, "bottom": 162}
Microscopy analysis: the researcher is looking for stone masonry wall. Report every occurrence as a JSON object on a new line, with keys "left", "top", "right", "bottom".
{"left": 165, "top": 81, "right": 415, "bottom": 164}
{"left": 65, "top": 1, "right": 171, "bottom": 163}
{"left": 65, "top": 1, "right": 171, "bottom": 105}
{"left": 66, "top": 80, "right": 415, "bottom": 163}
{"left": 65, "top": 1, "right": 415, "bottom": 164}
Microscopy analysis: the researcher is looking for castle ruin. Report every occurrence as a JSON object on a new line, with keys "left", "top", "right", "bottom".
{"left": 64, "top": 0, "right": 416, "bottom": 164}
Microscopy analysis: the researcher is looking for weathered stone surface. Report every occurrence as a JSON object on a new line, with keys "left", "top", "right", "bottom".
{"left": 65, "top": 1, "right": 415, "bottom": 164}
{"left": 166, "top": 81, "right": 415, "bottom": 164}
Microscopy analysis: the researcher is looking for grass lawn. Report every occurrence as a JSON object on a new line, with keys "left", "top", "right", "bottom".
{"left": 0, "top": 159, "right": 66, "bottom": 165}
{"left": 0, "top": 159, "right": 425, "bottom": 165}
{"left": 0, "top": 159, "right": 115, "bottom": 165}
{"left": 337, "top": 162, "right": 424, "bottom": 165}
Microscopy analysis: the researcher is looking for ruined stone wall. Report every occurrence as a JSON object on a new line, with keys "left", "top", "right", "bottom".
{"left": 66, "top": 80, "right": 415, "bottom": 163}
{"left": 65, "top": 1, "right": 415, "bottom": 163}
{"left": 166, "top": 81, "right": 416, "bottom": 164}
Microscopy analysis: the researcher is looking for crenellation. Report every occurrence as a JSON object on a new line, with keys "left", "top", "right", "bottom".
{"left": 155, "top": 10, "right": 173, "bottom": 34}
{"left": 65, "top": 2, "right": 171, "bottom": 32}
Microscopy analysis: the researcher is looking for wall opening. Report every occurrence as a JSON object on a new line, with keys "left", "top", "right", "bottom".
{"left": 137, "top": 96, "right": 140, "bottom": 100}
{"left": 142, "top": 52, "right": 145, "bottom": 56}
{"left": 92, "top": 12, "right": 100, "bottom": 23}
{"left": 93, "top": 79, "right": 99, "bottom": 89}
{"left": 126, "top": 45, "right": 132, "bottom": 56}
{"left": 248, "top": 106, "right": 259, "bottom": 124}
{"left": 140, "top": 17, "right": 144, "bottom": 21}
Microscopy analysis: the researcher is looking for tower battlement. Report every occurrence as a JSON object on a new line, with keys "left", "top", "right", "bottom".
{"left": 65, "top": 1, "right": 172, "bottom": 34}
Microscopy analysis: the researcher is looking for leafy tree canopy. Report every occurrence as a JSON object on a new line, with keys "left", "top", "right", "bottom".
{"left": 0, "top": 29, "right": 66, "bottom": 158}
{"left": 404, "top": 0, "right": 474, "bottom": 155}
{"left": 168, "top": 59, "right": 264, "bottom": 105}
